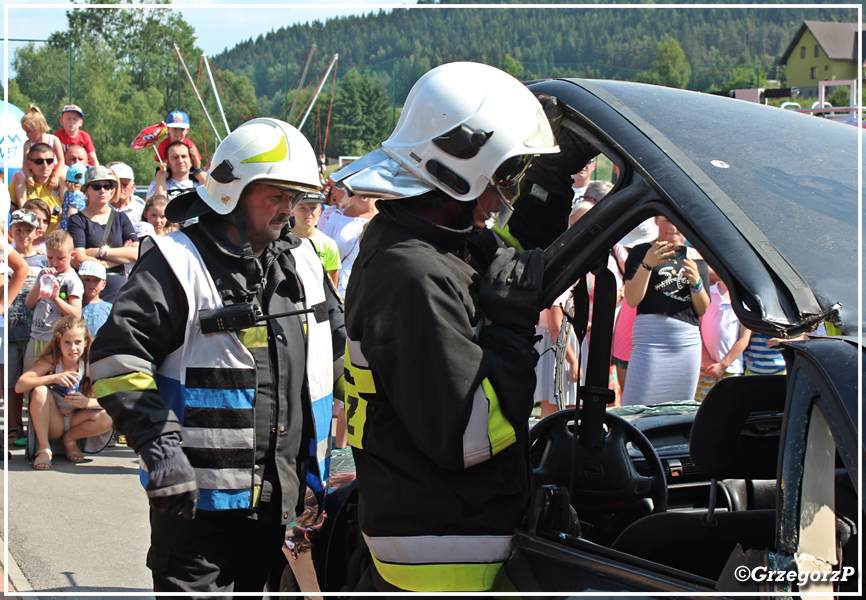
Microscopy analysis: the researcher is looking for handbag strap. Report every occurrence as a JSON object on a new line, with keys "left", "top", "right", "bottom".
{"left": 101, "top": 209, "right": 116, "bottom": 247}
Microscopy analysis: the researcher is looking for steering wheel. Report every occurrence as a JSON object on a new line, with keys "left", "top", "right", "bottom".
{"left": 530, "top": 409, "right": 668, "bottom": 514}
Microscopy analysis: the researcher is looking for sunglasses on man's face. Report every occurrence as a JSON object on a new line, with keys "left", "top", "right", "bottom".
{"left": 30, "top": 158, "right": 54, "bottom": 166}
{"left": 89, "top": 183, "right": 117, "bottom": 191}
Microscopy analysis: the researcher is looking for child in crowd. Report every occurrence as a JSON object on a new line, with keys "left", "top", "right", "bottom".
{"left": 142, "top": 194, "right": 170, "bottom": 236}
{"left": 15, "top": 316, "right": 112, "bottom": 469}
{"left": 291, "top": 194, "right": 341, "bottom": 287}
{"left": 22, "top": 198, "right": 52, "bottom": 253}
{"left": 79, "top": 261, "right": 113, "bottom": 335}
{"left": 155, "top": 110, "right": 202, "bottom": 169}
{"left": 24, "top": 229, "right": 84, "bottom": 368}
{"left": 694, "top": 275, "right": 751, "bottom": 401}
{"left": 12, "top": 106, "right": 65, "bottom": 198}
{"left": 6, "top": 210, "right": 50, "bottom": 447}
{"left": 54, "top": 105, "right": 98, "bottom": 166}
{"left": 59, "top": 163, "right": 87, "bottom": 231}
{"left": 742, "top": 332, "right": 787, "bottom": 376}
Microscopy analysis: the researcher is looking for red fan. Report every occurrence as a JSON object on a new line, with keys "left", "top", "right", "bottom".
{"left": 131, "top": 122, "right": 168, "bottom": 160}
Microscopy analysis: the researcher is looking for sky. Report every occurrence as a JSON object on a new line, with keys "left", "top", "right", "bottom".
{"left": 2, "top": 1, "right": 416, "bottom": 77}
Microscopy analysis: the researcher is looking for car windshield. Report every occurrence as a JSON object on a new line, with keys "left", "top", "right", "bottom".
{"left": 581, "top": 80, "right": 860, "bottom": 329}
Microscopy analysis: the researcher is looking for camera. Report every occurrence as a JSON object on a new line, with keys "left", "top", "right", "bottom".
{"left": 671, "top": 245, "right": 687, "bottom": 261}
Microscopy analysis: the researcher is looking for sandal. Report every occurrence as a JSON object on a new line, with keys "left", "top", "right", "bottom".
{"left": 9, "top": 426, "right": 27, "bottom": 447}
{"left": 33, "top": 448, "right": 53, "bottom": 470}
{"left": 63, "top": 438, "right": 85, "bottom": 462}
{"left": 8, "top": 426, "right": 23, "bottom": 444}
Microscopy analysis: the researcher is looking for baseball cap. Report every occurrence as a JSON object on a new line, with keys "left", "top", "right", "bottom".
{"left": 83, "top": 165, "right": 117, "bottom": 189}
{"left": 110, "top": 163, "right": 135, "bottom": 181}
{"left": 10, "top": 209, "right": 40, "bottom": 229}
{"left": 134, "top": 221, "right": 156, "bottom": 239}
{"left": 66, "top": 163, "right": 87, "bottom": 184}
{"left": 166, "top": 111, "right": 190, "bottom": 129}
{"left": 61, "top": 104, "right": 84, "bottom": 118}
{"left": 295, "top": 193, "right": 324, "bottom": 205}
{"left": 78, "top": 261, "right": 107, "bottom": 280}
{"left": 619, "top": 218, "right": 659, "bottom": 249}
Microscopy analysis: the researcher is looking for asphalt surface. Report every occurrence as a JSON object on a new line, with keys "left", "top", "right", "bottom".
{"left": 3, "top": 421, "right": 155, "bottom": 598}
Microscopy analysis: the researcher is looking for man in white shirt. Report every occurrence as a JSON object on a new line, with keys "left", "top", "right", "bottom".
{"left": 109, "top": 162, "right": 145, "bottom": 226}
{"left": 571, "top": 157, "right": 596, "bottom": 204}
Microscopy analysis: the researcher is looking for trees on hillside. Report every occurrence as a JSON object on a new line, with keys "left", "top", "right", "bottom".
{"left": 331, "top": 70, "right": 391, "bottom": 156}
{"left": 636, "top": 39, "right": 691, "bottom": 89}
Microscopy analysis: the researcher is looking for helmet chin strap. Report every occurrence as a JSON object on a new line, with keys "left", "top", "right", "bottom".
{"left": 229, "top": 206, "right": 264, "bottom": 301}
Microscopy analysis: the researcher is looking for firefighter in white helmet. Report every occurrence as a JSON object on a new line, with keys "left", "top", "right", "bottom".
{"left": 333, "top": 62, "right": 559, "bottom": 592}
{"left": 90, "top": 118, "right": 346, "bottom": 594}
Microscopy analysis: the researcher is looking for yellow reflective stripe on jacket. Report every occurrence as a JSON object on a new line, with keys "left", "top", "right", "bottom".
{"left": 482, "top": 379, "right": 516, "bottom": 456}
{"left": 344, "top": 340, "right": 374, "bottom": 450}
{"left": 93, "top": 371, "right": 158, "bottom": 398}
{"left": 237, "top": 325, "right": 268, "bottom": 349}
{"left": 463, "top": 378, "right": 517, "bottom": 467}
{"left": 372, "top": 555, "right": 504, "bottom": 592}
{"left": 824, "top": 322, "right": 841, "bottom": 336}
{"left": 491, "top": 224, "right": 525, "bottom": 252}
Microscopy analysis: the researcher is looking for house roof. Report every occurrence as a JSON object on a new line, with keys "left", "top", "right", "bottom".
{"left": 780, "top": 20, "right": 863, "bottom": 65}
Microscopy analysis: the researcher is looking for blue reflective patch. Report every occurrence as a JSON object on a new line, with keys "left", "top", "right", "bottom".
{"left": 199, "top": 488, "right": 251, "bottom": 511}
{"left": 184, "top": 387, "right": 255, "bottom": 410}
{"left": 311, "top": 392, "right": 334, "bottom": 441}
{"left": 155, "top": 375, "right": 185, "bottom": 422}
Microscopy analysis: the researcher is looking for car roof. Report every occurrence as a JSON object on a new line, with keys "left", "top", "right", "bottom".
{"left": 533, "top": 78, "right": 861, "bottom": 336}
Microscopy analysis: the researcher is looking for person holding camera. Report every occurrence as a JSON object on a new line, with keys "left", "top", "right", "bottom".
{"left": 621, "top": 215, "right": 710, "bottom": 406}
{"left": 89, "top": 118, "right": 346, "bottom": 595}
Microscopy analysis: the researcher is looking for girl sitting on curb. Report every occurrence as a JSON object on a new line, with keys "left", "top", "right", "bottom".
{"left": 15, "top": 316, "right": 112, "bottom": 470}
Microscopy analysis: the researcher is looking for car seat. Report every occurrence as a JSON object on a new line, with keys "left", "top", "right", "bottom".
{"left": 610, "top": 375, "right": 786, "bottom": 581}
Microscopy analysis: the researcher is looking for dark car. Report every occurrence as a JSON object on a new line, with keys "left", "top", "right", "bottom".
{"left": 279, "top": 78, "right": 862, "bottom": 596}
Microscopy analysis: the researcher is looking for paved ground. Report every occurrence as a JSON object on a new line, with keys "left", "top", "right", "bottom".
{"left": 3, "top": 415, "right": 155, "bottom": 598}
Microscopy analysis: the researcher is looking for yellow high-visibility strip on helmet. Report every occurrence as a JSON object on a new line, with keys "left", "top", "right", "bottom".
{"left": 92, "top": 371, "right": 158, "bottom": 397}
{"left": 372, "top": 555, "right": 505, "bottom": 592}
{"left": 241, "top": 136, "right": 288, "bottom": 164}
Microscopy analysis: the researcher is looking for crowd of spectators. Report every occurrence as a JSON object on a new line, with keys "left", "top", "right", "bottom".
{"left": 536, "top": 158, "right": 799, "bottom": 412}
{"left": 3, "top": 107, "right": 204, "bottom": 466}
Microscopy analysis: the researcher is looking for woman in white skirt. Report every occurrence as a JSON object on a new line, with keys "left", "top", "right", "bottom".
{"left": 620, "top": 216, "right": 710, "bottom": 406}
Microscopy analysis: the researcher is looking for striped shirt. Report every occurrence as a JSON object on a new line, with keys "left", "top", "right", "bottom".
{"left": 743, "top": 332, "right": 786, "bottom": 375}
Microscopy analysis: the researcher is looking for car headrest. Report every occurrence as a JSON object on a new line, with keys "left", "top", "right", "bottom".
{"left": 690, "top": 375, "right": 787, "bottom": 480}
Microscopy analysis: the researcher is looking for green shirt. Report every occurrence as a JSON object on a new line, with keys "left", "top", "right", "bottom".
{"left": 292, "top": 228, "right": 341, "bottom": 273}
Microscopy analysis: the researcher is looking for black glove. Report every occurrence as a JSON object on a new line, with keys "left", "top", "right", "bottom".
{"left": 139, "top": 432, "right": 199, "bottom": 520}
{"left": 507, "top": 93, "right": 600, "bottom": 250}
{"left": 479, "top": 247, "right": 544, "bottom": 330}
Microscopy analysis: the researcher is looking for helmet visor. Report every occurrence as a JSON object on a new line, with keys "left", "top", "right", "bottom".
{"left": 492, "top": 154, "right": 533, "bottom": 188}
{"left": 524, "top": 107, "right": 557, "bottom": 149}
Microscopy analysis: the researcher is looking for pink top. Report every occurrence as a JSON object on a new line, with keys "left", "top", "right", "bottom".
{"left": 612, "top": 301, "right": 637, "bottom": 362}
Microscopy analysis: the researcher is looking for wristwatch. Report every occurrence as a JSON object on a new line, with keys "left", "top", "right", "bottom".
{"left": 640, "top": 261, "right": 652, "bottom": 271}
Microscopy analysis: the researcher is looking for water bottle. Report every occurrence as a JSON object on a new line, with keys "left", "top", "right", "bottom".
{"left": 39, "top": 272, "right": 56, "bottom": 299}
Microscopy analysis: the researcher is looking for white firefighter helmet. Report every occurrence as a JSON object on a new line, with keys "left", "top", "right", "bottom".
{"left": 333, "top": 62, "right": 558, "bottom": 203}
{"left": 166, "top": 118, "right": 321, "bottom": 222}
